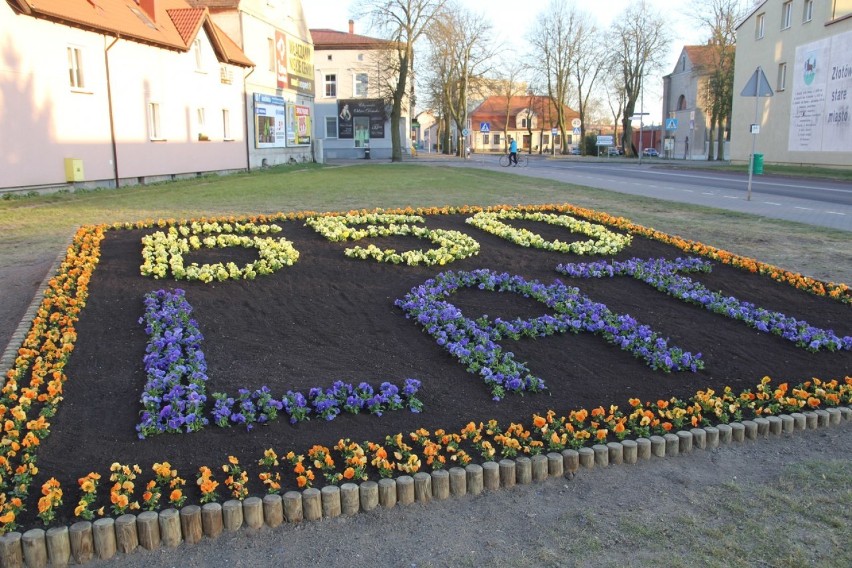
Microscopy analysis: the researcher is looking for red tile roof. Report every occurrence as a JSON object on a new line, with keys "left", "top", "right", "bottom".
{"left": 684, "top": 45, "right": 719, "bottom": 70}
{"left": 470, "top": 96, "right": 578, "bottom": 131}
{"left": 7, "top": 0, "right": 252, "bottom": 66}
{"left": 310, "top": 28, "right": 388, "bottom": 49}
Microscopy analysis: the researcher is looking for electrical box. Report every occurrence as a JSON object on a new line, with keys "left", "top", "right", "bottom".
{"left": 64, "top": 158, "right": 84, "bottom": 182}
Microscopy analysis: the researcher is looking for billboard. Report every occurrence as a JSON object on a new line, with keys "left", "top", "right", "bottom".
{"left": 337, "top": 99, "right": 386, "bottom": 140}
{"left": 275, "top": 31, "right": 314, "bottom": 96}
{"left": 288, "top": 104, "right": 312, "bottom": 146}
{"left": 788, "top": 29, "right": 852, "bottom": 152}
{"left": 253, "top": 93, "right": 287, "bottom": 148}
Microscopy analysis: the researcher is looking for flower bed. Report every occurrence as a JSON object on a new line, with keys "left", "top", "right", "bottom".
{"left": 1, "top": 204, "right": 850, "bottom": 534}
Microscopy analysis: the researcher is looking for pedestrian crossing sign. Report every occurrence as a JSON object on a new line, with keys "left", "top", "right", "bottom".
{"left": 480, "top": 122, "right": 490, "bottom": 133}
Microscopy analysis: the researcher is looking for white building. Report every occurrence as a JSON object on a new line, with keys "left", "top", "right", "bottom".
{"left": 191, "top": 0, "right": 315, "bottom": 167}
{"left": 310, "top": 21, "right": 410, "bottom": 160}
{"left": 731, "top": 0, "right": 852, "bottom": 167}
{"left": 1, "top": 0, "right": 253, "bottom": 191}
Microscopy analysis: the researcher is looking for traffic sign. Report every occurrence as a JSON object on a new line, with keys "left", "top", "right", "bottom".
{"left": 595, "top": 135, "right": 614, "bottom": 146}
{"left": 665, "top": 118, "right": 678, "bottom": 130}
{"left": 461, "top": 128, "right": 469, "bottom": 136}
{"left": 551, "top": 127, "right": 558, "bottom": 135}
{"left": 571, "top": 118, "right": 581, "bottom": 128}
{"left": 572, "top": 127, "right": 581, "bottom": 136}
{"left": 479, "top": 122, "right": 490, "bottom": 133}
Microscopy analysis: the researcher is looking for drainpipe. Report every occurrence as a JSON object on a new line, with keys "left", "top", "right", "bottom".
{"left": 105, "top": 35, "right": 120, "bottom": 187}
{"left": 239, "top": 11, "right": 254, "bottom": 172}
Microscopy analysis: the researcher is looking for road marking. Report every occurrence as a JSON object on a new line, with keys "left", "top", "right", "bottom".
{"left": 795, "top": 206, "right": 814, "bottom": 211}
{"left": 763, "top": 202, "right": 782, "bottom": 205}
{"left": 701, "top": 192, "right": 715, "bottom": 195}
{"left": 826, "top": 211, "right": 846, "bottom": 216}
{"left": 722, "top": 195, "right": 740, "bottom": 199}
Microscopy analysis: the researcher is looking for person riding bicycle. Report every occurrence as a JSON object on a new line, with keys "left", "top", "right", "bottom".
{"left": 509, "top": 137, "right": 518, "bottom": 166}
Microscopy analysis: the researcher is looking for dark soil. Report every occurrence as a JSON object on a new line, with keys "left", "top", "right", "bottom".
{"left": 26, "top": 212, "right": 852, "bottom": 527}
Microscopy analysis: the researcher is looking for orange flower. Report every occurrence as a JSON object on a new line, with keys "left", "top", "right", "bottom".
{"left": 532, "top": 414, "right": 547, "bottom": 429}
{"left": 595, "top": 429, "right": 608, "bottom": 441}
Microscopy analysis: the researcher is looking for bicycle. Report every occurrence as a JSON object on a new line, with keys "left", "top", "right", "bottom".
{"left": 499, "top": 153, "right": 528, "bottom": 167}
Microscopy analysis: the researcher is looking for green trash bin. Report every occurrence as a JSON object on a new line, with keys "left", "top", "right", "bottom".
{"left": 751, "top": 153, "right": 764, "bottom": 175}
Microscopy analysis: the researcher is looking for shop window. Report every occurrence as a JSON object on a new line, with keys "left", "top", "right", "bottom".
{"left": 326, "top": 116, "right": 338, "bottom": 138}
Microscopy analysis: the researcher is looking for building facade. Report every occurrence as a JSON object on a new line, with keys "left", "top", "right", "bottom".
{"left": 1, "top": 0, "right": 253, "bottom": 191}
{"left": 310, "top": 21, "right": 409, "bottom": 161}
{"left": 731, "top": 0, "right": 852, "bottom": 167}
{"left": 469, "top": 96, "right": 579, "bottom": 154}
{"left": 661, "top": 45, "right": 718, "bottom": 160}
{"left": 191, "top": 0, "right": 315, "bottom": 168}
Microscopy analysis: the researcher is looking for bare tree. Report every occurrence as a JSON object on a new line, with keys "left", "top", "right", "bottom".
{"left": 354, "top": 0, "right": 448, "bottom": 161}
{"left": 568, "top": 10, "right": 606, "bottom": 155}
{"left": 527, "top": 0, "right": 578, "bottom": 153}
{"left": 611, "top": 0, "right": 671, "bottom": 158}
{"left": 424, "top": 2, "right": 497, "bottom": 157}
{"left": 603, "top": 70, "right": 627, "bottom": 150}
{"left": 490, "top": 61, "right": 527, "bottom": 153}
{"left": 691, "top": 0, "right": 745, "bottom": 161}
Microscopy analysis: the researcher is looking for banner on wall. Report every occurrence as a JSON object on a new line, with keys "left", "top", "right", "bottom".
{"left": 288, "top": 104, "right": 312, "bottom": 146}
{"left": 336, "top": 99, "right": 386, "bottom": 139}
{"left": 275, "top": 30, "right": 314, "bottom": 95}
{"left": 788, "top": 29, "right": 852, "bottom": 152}
{"left": 253, "top": 93, "right": 287, "bottom": 148}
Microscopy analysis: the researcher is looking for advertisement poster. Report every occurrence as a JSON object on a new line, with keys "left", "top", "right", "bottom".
{"left": 788, "top": 29, "right": 852, "bottom": 152}
{"left": 274, "top": 31, "right": 314, "bottom": 96}
{"left": 287, "top": 104, "right": 312, "bottom": 146}
{"left": 336, "top": 99, "right": 386, "bottom": 140}
{"left": 253, "top": 93, "right": 286, "bottom": 148}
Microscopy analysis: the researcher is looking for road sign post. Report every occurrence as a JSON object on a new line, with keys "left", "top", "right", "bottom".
{"left": 740, "top": 66, "right": 774, "bottom": 201}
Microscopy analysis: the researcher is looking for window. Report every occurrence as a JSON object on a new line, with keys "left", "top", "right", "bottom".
{"left": 67, "top": 46, "right": 85, "bottom": 89}
{"left": 777, "top": 62, "right": 787, "bottom": 91}
{"left": 781, "top": 1, "right": 792, "bottom": 29}
{"left": 222, "top": 109, "right": 231, "bottom": 140}
{"left": 833, "top": 0, "right": 852, "bottom": 19}
{"left": 681, "top": 55, "right": 686, "bottom": 72}
{"left": 677, "top": 94, "right": 687, "bottom": 110}
{"left": 493, "top": 133, "right": 500, "bottom": 146}
{"left": 196, "top": 108, "right": 207, "bottom": 139}
{"left": 482, "top": 134, "right": 489, "bottom": 145}
{"left": 354, "top": 73, "right": 368, "bottom": 97}
{"left": 324, "top": 74, "right": 337, "bottom": 97}
{"left": 327, "top": 54, "right": 333, "bottom": 61}
{"left": 148, "top": 102, "right": 162, "bottom": 140}
{"left": 357, "top": 53, "right": 364, "bottom": 61}
{"left": 520, "top": 117, "right": 528, "bottom": 128}
{"left": 268, "top": 38, "right": 275, "bottom": 71}
{"left": 193, "top": 38, "right": 203, "bottom": 70}
{"left": 756, "top": 12, "right": 765, "bottom": 39}
{"left": 325, "top": 116, "right": 338, "bottom": 138}
{"left": 804, "top": 0, "right": 814, "bottom": 22}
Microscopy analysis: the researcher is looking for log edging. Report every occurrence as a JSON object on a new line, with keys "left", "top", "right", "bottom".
{"left": 0, "top": 409, "right": 849, "bottom": 567}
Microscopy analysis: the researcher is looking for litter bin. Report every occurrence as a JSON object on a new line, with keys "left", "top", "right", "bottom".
{"left": 751, "top": 153, "right": 764, "bottom": 175}
{"left": 364, "top": 142, "right": 371, "bottom": 160}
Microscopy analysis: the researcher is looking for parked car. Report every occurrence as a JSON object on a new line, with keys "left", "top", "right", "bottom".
{"left": 642, "top": 148, "right": 659, "bottom": 157}
{"left": 607, "top": 147, "right": 620, "bottom": 156}
{"left": 569, "top": 147, "right": 581, "bottom": 155}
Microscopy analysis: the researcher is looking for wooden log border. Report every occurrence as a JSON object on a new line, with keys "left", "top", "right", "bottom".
{"left": 0, "top": 410, "right": 849, "bottom": 567}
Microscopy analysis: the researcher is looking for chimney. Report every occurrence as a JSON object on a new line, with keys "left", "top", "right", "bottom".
{"left": 138, "top": 0, "right": 157, "bottom": 22}
{"left": 349, "top": 19, "right": 354, "bottom": 34}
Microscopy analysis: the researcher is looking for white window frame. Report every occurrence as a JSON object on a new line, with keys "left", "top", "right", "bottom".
{"left": 148, "top": 102, "right": 163, "bottom": 140}
{"left": 324, "top": 74, "right": 337, "bottom": 98}
{"left": 196, "top": 108, "right": 207, "bottom": 140}
{"left": 781, "top": 1, "right": 793, "bottom": 29}
{"left": 777, "top": 62, "right": 787, "bottom": 91}
{"left": 803, "top": 0, "right": 814, "bottom": 22}
{"left": 193, "top": 38, "right": 204, "bottom": 71}
{"left": 325, "top": 116, "right": 338, "bottom": 138}
{"left": 354, "top": 72, "right": 368, "bottom": 97}
{"left": 222, "top": 108, "right": 232, "bottom": 140}
{"left": 756, "top": 12, "right": 765, "bottom": 39}
{"left": 67, "top": 46, "right": 85, "bottom": 90}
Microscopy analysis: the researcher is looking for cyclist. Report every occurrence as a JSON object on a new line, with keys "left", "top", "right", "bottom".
{"left": 508, "top": 137, "right": 518, "bottom": 166}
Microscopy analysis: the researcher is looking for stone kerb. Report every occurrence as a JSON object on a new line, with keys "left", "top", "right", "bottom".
{"left": 0, "top": 409, "right": 848, "bottom": 567}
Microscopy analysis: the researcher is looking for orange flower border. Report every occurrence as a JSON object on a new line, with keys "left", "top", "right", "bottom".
{"left": 1, "top": 203, "right": 849, "bottom": 533}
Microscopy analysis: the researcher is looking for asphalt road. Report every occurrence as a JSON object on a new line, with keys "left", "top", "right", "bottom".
{"left": 425, "top": 154, "right": 852, "bottom": 232}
